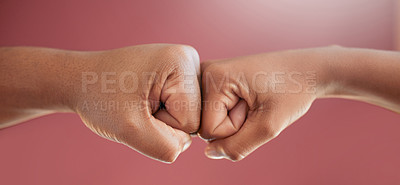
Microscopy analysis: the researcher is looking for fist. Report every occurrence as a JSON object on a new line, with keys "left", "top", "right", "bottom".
{"left": 70, "top": 44, "right": 201, "bottom": 163}
{"left": 199, "top": 48, "right": 326, "bottom": 161}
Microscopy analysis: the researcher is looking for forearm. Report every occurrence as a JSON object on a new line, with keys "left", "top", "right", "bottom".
{"left": 0, "top": 47, "right": 81, "bottom": 128}
{"left": 321, "top": 46, "right": 400, "bottom": 113}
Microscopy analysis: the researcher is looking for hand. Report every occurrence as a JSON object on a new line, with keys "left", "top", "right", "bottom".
{"left": 199, "top": 47, "right": 331, "bottom": 161}
{"left": 69, "top": 44, "right": 201, "bottom": 163}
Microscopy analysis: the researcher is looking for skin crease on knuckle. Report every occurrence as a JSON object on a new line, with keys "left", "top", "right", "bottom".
{"left": 223, "top": 145, "right": 249, "bottom": 162}
{"left": 220, "top": 138, "right": 250, "bottom": 162}
{"left": 228, "top": 123, "right": 280, "bottom": 162}
{"left": 155, "top": 45, "right": 199, "bottom": 73}
{"left": 154, "top": 138, "right": 181, "bottom": 163}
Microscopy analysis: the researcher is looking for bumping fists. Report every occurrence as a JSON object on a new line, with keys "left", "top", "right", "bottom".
{"left": 7, "top": 45, "right": 396, "bottom": 163}
{"left": 75, "top": 45, "right": 322, "bottom": 163}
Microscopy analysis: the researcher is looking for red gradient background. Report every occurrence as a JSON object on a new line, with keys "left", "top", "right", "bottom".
{"left": 0, "top": 0, "right": 399, "bottom": 184}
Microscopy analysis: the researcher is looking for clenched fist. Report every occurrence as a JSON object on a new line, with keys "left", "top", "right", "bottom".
{"left": 199, "top": 46, "right": 400, "bottom": 161}
{"left": 0, "top": 44, "right": 201, "bottom": 163}
{"left": 199, "top": 48, "right": 321, "bottom": 161}
{"left": 75, "top": 44, "right": 201, "bottom": 163}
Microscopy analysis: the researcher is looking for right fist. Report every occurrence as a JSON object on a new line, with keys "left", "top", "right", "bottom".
{"left": 69, "top": 44, "right": 201, "bottom": 163}
{"left": 199, "top": 48, "right": 329, "bottom": 161}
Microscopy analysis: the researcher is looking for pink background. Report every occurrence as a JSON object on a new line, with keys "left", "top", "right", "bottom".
{"left": 1, "top": 0, "right": 399, "bottom": 184}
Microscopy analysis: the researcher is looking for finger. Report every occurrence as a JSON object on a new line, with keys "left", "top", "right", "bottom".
{"left": 154, "top": 109, "right": 181, "bottom": 131}
{"left": 118, "top": 111, "right": 191, "bottom": 163}
{"left": 159, "top": 47, "right": 201, "bottom": 133}
{"left": 200, "top": 60, "right": 219, "bottom": 72}
{"left": 200, "top": 99, "right": 248, "bottom": 140}
{"left": 204, "top": 110, "right": 282, "bottom": 161}
{"left": 198, "top": 63, "right": 241, "bottom": 140}
{"left": 228, "top": 99, "right": 248, "bottom": 131}
{"left": 198, "top": 91, "right": 239, "bottom": 140}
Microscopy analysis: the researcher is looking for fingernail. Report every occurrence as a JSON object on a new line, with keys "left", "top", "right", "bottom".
{"left": 205, "top": 147, "right": 224, "bottom": 159}
{"left": 182, "top": 140, "right": 191, "bottom": 152}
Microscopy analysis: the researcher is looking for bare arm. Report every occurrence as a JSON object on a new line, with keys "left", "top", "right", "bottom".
{"left": 0, "top": 47, "right": 77, "bottom": 128}
{"left": 323, "top": 47, "right": 400, "bottom": 112}
{"left": 0, "top": 45, "right": 201, "bottom": 163}
{"left": 199, "top": 46, "right": 400, "bottom": 161}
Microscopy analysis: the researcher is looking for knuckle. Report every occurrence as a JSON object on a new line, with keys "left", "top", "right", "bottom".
{"left": 115, "top": 122, "right": 138, "bottom": 144}
{"left": 156, "top": 45, "right": 200, "bottom": 78}
{"left": 184, "top": 121, "right": 200, "bottom": 134}
{"left": 165, "top": 103, "right": 201, "bottom": 134}
{"left": 181, "top": 45, "right": 200, "bottom": 63}
{"left": 174, "top": 120, "right": 199, "bottom": 134}
{"left": 198, "top": 118, "right": 228, "bottom": 140}
{"left": 202, "top": 62, "right": 225, "bottom": 76}
{"left": 223, "top": 143, "right": 247, "bottom": 161}
{"left": 158, "top": 45, "right": 199, "bottom": 65}
{"left": 201, "top": 63, "right": 231, "bottom": 94}
{"left": 258, "top": 122, "right": 281, "bottom": 139}
{"left": 228, "top": 152, "right": 245, "bottom": 162}
{"left": 158, "top": 144, "right": 181, "bottom": 163}
{"left": 198, "top": 127, "right": 215, "bottom": 140}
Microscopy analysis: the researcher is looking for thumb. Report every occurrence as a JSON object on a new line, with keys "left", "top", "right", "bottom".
{"left": 118, "top": 111, "right": 191, "bottom": 163}
{"left": 204, "top": 110, "right": 282, "bottom": 161}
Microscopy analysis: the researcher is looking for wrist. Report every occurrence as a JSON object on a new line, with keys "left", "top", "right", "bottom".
{"left": 0, "top": 47, "right": 86, "bottom": 114}
{"left": 317, "top": 46, "right": 388, "bottom": 99}
{"left": 313, "top": 45, "right": 355, "bottom": 98}
{"left": 48, "top": 50, "right": 95, "bottom": 112}
{"left": 41, "top": 49, "right": 93, "bottom": 113}
{"left": 319, "top": 47, "right": 400, "bottom": 112}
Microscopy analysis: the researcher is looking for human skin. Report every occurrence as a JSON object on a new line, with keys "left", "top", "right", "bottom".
{"left": 199, "top": 46, "right": 400, "bottom": 161}
{"left": 0, "top": 44, "right": 201, "bottom": 163}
